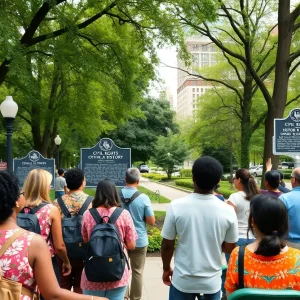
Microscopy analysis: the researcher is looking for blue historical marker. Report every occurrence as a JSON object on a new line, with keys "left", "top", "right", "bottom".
{"left": 13, "top": 150, "right": 55, "bottom": 187}
{"left": 81, "top": 138, "right": 131, "bottom": 187}
{"left": 274, "top": 108, "right": 300, "bottom": 154}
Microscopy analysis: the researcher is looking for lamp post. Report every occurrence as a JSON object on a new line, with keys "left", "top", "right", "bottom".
{"left": 54, "top": 135, "right": 62, "bottom": 169}
{"left": 0, "top": 96, "right": 18, "bottom": 173}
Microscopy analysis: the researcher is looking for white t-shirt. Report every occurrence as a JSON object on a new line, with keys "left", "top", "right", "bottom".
{"left": 227, "top": 191, "right": 253, "bottom": 239}
{"left": 161, "top": 193, "right": 238, "bottom": 294}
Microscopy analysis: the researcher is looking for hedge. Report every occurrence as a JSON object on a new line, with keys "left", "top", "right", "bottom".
{"left": 180, "top": 169, "right": 192, "bottom": 177}
{"left": 175, "top": 179, "right": 235, "bottom": 199}
{"left": 141, "top": 173, "right": 167, "bottom": 181}
{"left": 148, "top": 227, "right": 162, "bottom": 252}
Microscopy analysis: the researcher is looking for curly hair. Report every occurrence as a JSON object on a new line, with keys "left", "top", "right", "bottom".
{"left": 0, "top": 171, "right": 20, "bottom": 222}
{"left": 64, "top": 168, "right": 84, "bottom": 190}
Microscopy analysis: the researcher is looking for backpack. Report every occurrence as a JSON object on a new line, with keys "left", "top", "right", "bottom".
{"left": 17, "top": 202, "right": 49, "bottom": 234}
{"left": 0, "top": 229, "right": 38, "bottom": 300}
{"left": 120, "top": 190, "right": 141, "bottom": 204}
{"left": 57, "top": 196, "right": 93, "bottom": 259}
{"left": 84, "top": 207, "right": 129, "bottom": 282}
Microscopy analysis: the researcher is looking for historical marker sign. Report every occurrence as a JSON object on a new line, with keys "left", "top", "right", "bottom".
{"left": 81, "top": 138, "right": 131, "bottom": 187}
{"left": 13, "top": 150, "right": 55, "bottom": 187}
{"left": 274, "top": 108, "right": 300, "bottom": 154}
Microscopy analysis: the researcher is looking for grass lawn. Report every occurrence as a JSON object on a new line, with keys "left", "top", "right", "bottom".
{"left": 50, "top": 186, "right": 170, "bottom": 204}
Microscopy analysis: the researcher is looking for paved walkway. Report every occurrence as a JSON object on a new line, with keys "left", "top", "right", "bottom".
{"left": 139, "top": 177, "right": 189, "bottom": 212}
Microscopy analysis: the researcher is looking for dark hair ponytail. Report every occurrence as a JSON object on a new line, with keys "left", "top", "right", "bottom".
{"left": 248, "top": 195, "right": 288, "bottom": 257}
{"left": 235, "top": 169, "right": 259, "bottom": 200}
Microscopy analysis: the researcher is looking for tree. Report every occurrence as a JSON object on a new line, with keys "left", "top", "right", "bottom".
{"left": 173, "top": 0, "right": 300, "bottom": 173}
{"left": 108, "top": 99, "right": 178, "bottom": 163}
{"left": 171, "top": 0, "right": 277, "bottom": 168}
{"left": 152, "top": 134, "right": 189, "bottom": 179}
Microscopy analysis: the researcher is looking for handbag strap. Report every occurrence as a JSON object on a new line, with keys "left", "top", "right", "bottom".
{"left": 238, "top": 245, "right": 246, "bottom": 289}
{"left": 0, "top": 229, "right": 25, "bottom": 257}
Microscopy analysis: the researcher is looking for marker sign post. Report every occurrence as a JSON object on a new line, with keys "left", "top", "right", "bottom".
{"left": 13, "top": 150, "right": 55, "bottom": 187}
{"left": 274, "top": 108, "right": 300, "bottom": 155}
{"left": 81, "top": 138, "right": 131, "bottom": 187}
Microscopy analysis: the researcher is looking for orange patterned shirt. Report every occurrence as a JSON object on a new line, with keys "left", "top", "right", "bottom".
{"left": 225, "top": 246, "right": 300, "bottom": 292}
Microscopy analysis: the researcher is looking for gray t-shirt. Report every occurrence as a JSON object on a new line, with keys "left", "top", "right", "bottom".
{"left": 161, "top": 193, "right": 238, "bottom": 294}
{"left": 55, "top": 176, "right": 66, "bottom": 191}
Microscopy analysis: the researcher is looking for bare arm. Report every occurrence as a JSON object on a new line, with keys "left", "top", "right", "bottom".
{"left": 161, "top": 238, "right": 175, "bottom": 286}
{"left": 222, "top": 242, "right": 236, "bottom": 254}
{"left": 226, "top": 201, "right": 237, "bottom": 213}
{"left": 145, "top": 215, "right": 155, "bottom": 226}
{"left": 50, "top": 205, "right": 70, "bottom": 273}
{"left": 266, "top": 158, "right": 272, "bottom": 172}
{"left": 64, "top": 186, "right": 68, "bottom": 194}
{"left": 125, "top": 240, "right": 136, "bottom": 250}
{"left": 29, "top": 235, "right": 107, "bottom": 300}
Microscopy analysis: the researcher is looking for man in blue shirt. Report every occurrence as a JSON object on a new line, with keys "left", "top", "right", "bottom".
{"left": 121, "top": 168, "right": 155, "bottom": 300}
{"left": 279, "top": 168, "right": 300, "bottom": 249}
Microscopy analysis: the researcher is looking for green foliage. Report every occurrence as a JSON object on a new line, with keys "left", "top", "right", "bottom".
{"left": 175, "top": 179, "right": 235, "bottom": 199}
{"left": 180, "top": 169, "right": 193, "bottom": 178}
{"left": 108, "top": 99, "right": 178, "bottom": 163}
{"left": 152, "top": 134, "right": 189, "bottom": 179}
{"left": 201, "top": 144, "right": 237, "bottom": 173}
{"left": 141, "top": 173, "right": 167, "bottom": 180}
{"left": 147, "top": 227, "right": 162, "bottom": 252}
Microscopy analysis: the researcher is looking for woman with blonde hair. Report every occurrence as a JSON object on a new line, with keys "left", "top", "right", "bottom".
{"left": 0, "top": 170, "right": 107, "bottom": 300}
{"left": 22, "top": 169, "right": 71, "bottom": 285}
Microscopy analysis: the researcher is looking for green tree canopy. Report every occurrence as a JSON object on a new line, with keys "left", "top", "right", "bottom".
{"left": 152, "top": 134, "right": 189, "bottom": 179}
{"left": 108, "top": 98, "right": 178, "bottom": 163}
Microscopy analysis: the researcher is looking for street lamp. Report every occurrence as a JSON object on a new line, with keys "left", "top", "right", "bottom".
{"left": 54, "top": 135, "right": 62, "bottom": 169}
{"left": 0, "top": 96, "right": 18, "bottom": 173}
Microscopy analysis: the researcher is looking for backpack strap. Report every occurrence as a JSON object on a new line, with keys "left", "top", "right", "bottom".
{"left": 0, "top": 229, "right": 25, "bottom": 257}
{"left": 30, "top": 201, "right": 49, "bottom": 214}
{"left": 238, "top": 245, "right": 245, "bottom": 289}
{"left": 57, "top": 197, "right": 71, "bottom": 218}
{"left": 89, "top": 208, "right": 103, "bottom": 224}
{"left": 78, "top": 196, "right": 93, "bottom": 216}
{"left": 109, "top": 207, "right": 124, "bottom": 224}
{"left": 120, "top": 190, "right": 141, "bottom": 204}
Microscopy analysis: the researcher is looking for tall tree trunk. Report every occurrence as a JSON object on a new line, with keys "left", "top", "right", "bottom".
{"left": 240, "top": 70, "right": 253, "bottom": 168}
{"left": 263, "top": 0, "right": 293, "bottom": 170}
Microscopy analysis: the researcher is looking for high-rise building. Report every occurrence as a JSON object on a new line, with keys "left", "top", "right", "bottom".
{"left": 177, "top": 35, "right": 217, "bottom": 119}
{"left": 160, "top": 85, "right": 176, "bottom": 111}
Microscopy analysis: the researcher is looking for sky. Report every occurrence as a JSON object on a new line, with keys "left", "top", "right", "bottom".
{"left": 149, "top": 46, "right": 178, "bottom": 103}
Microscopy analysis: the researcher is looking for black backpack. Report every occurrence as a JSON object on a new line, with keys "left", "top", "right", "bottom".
{"left": 57, "top": 195, "right": 93, "bottom": 259}
{"left": 120, "top": 190, "right": 141, "bottom": 204}
{"left": 84, "top": 207, "right": 129, "bottom": 282}
{"left": 17, "top": 202, "right": 49, "bottom": 234}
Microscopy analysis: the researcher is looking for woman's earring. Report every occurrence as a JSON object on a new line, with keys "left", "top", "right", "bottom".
{"left": 16, "top": 203, "right": 20, "bottom": 208}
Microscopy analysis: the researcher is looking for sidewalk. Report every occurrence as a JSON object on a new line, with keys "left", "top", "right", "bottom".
{"left": 139, "top": 177, "right": 189, "bottom": 212}
{"left": 140, "top": 257, "right": 172, "bottom": 300}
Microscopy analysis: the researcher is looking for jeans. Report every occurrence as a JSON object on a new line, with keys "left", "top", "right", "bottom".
{"left": 169, "top": 284, "right": 221, "bottom": 300}
{"left": 83, "top": 286, "right": 127, "bottom": 300}
{"left": 221, "top": 238, "right": 254, "bottom": 295}
{"left": 55, "top": 191, "right": 65, "bottom": 199}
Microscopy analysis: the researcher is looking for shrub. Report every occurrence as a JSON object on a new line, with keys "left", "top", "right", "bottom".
{"left": 175, "top": 179, "right": 193, "bottom": 189}
{"left": 148, "top": 227, "right": 162, "bottom": 252}
{"left": 180, "top": 169, "right": 192, "bottom": 178}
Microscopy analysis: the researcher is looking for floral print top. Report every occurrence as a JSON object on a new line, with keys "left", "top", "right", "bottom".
{"left": 80, "top": 207, "right": 138, "bottom": 291}
{"left": 25, "top": 203, "right": 54, "bottom": 256}
{"left": 0, "top": 229, "right": 36, "bottom": 300}
{"left": 53, "top": 191, "right": 91, "bottom": 217}
{"left": 225, "top": 246, "right": 300, "bottom": 292}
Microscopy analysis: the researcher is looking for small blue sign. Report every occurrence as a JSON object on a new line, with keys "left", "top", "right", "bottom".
{"left": 13, "top": 150, "right": 55, "bottom": 187}
{"left": 274, "top": 108, "right": 300, "bottom": 154}
{"left": 81, "top": 138, "right": 131, "bottom": 187}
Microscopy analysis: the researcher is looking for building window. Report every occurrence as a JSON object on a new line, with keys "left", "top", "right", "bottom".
{"left": 197, "top": 88, "right": 199, "bottom": 92}
{"left": 202, "top": 45, "right": 208, "bottom": 51}
{"left": 192, "top": 53, "right": 199, "bottom": 67}
{"left": 201, "top": 62, "right": 209, "bottom": 67}
{"left": 192, "top": 88, "right": 195, "bottom": 92}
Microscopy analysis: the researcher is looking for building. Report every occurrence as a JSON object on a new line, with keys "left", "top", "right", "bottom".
{"left": 177, "top": 35, "right": 217, "bottom": 119}
{"left": 159, "top": 85, "right": 176, "bottom": 111}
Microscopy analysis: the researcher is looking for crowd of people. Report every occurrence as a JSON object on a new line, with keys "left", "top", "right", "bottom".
{"left": 0, "top": 157, "right": 300, "bottom": 300}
